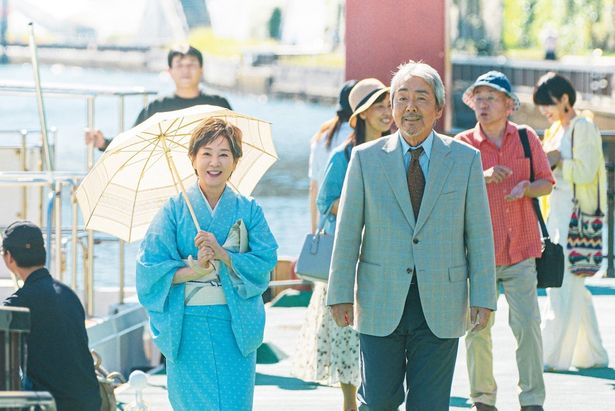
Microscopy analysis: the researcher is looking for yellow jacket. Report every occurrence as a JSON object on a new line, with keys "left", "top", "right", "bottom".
{"left": 542, "top": 116, "right": 606, "bottom": 216}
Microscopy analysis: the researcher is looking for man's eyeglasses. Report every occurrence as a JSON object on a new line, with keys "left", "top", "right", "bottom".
{"left": 472, "top": 95, "right": 503, "bottom": 105}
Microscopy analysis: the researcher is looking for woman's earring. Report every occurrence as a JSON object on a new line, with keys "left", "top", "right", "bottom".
{"left": 564, "top": 106, "right": 569, "bottom": 113}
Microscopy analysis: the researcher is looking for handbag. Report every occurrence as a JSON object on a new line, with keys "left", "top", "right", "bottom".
{"left": 295, "top": 211, "right": 334, "bottom": 283}
{"left": 519, "top": 127, "right": 564, "bottom": 288}
{"left": 566, "top": 128, "right": 604, "bottom": 277}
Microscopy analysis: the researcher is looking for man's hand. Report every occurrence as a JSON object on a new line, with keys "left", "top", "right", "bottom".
{"left": 330, "top": 303, "right": 354, "bottom": 327}
{"left": 484, "top": 165, "right": 512, "bottom": 184}
{"left": 84, "top": 128, "right": 106, "bottom": 149}
{"left": 470, "top": 306, "right": 492, "bottom": 332}
{"left": 505, "top": 180, "right": 530, "bottom": 201}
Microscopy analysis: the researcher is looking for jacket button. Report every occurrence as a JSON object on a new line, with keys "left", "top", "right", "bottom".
{"left": 413, "top": 238, "right": 419, "bottom": 244}
{"left": 406, "top": 268, "right": 413, "bottom": 274}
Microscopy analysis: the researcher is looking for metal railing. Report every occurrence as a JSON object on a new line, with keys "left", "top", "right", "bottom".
{"left": 0, "top": 392, "right": 56, "bottom": 410}
{"left": 601, "top": 131, "right": 615, "bottom": 277}
{"left": 0, "top": 81, "right": 156, "bottom": 317}
{"left": 451, "top": 55, "right": 615, "bottom": 99}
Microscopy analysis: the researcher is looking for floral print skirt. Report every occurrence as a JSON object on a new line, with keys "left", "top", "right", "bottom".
{"left": 291, "top": 282, "right": 361, "bottom": 387}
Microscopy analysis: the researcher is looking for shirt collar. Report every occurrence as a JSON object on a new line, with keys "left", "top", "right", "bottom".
{"left": 398, "top": 131, "right": 434, "bottom": 160}
{"left": 473, "top": 121, "right": 517, "bottom": 146}
{"left": 23, "top": 267, "right": 50, "bottom": 285}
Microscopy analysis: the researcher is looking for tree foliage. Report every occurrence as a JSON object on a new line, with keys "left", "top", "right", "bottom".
{"left": 458, "top": 0, "right": 615, "bottom": 54}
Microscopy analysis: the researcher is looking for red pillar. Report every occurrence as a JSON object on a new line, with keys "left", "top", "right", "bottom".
{"left": 345, "top": 0, "right": 450, "bottom": 130}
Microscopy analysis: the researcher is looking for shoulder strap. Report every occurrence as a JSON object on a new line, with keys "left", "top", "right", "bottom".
{"left": 571, "top": 127, "right": 576, "bottom": 200}
{"left": 518, "top": 127, "right": 534, "bottom": 182}
{"left": 517, "top": 127, "right": 549, "bottom": 239}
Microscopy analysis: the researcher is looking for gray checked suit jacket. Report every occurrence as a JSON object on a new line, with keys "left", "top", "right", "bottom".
{"left": 326, "top": 132, "right": 497, "bottom": 338}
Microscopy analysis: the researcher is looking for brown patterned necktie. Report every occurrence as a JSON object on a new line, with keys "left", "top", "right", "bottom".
{"left": 407, "top": 147, "right": 425, "bottom": 220}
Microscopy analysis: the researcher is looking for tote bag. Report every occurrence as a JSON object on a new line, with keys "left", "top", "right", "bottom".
{"left": 566, "top": 128, "right": 604, "bottom": 277}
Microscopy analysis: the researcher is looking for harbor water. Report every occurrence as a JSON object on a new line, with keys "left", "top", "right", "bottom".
{"left": 0, "top": 64, "right": 333, "bottom": 286}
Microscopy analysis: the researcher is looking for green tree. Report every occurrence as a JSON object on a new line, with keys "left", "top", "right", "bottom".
{"left": 268, "top": 7, "right": 282, "bottom": 40}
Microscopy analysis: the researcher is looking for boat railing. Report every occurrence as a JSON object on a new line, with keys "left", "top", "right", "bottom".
{"left": 0, "top": 82, "right": 157, "bottom": 317}
{"left": 0, "top": 172, "right": 94, "bottom": 310}
{"left": 0, "top": 392, "right": 56, "bottom": 410}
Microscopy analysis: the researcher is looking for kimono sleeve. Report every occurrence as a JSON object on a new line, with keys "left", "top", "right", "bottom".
{"left": 226, "top": 201, "right": 278, "bottom": 299}
{"left": 136, "top": 200, "right": 186, "bottom": 313}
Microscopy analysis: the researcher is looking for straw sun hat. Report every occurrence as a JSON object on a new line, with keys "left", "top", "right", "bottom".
{"left": 348, "top": 78, "right": 390, "bottom": 128}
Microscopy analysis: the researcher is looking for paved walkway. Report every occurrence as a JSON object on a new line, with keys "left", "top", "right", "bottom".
{"left": 116, "top": 277, "right": 615, "bottom": 410}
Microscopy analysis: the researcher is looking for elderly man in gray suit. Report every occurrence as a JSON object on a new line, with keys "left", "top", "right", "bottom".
{"left": 327, "top": 60, "right": 498, "bottom": 411}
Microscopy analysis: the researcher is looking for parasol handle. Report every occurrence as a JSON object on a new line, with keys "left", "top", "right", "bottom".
{"left": 161, "top": 138, "right": 201, "bottom": 232}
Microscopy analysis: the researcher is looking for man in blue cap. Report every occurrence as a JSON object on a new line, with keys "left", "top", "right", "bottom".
{"left": 2, "top": 221, "right": 101, "bottom": 411}
{"left": 456, "top": 71, "right": 554, "bottom": 411}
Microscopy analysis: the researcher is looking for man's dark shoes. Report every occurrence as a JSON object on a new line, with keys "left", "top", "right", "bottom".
{"left": 472, "top": 403, "right": 497, "bottom": 411}
{"left": 520, "top": 406, "right": 544, "bottom": 411}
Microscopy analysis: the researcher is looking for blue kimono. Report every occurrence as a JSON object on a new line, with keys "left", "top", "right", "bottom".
{"left": 317, "top": 144, "right": 352, "bottom": 234}
{"left": 136, "top": 183, "right": 278, "bottom": 410}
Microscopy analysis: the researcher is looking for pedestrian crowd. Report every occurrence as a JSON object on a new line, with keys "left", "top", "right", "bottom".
{"left": 1, "top": 43, "right": 610, "bottom": 411}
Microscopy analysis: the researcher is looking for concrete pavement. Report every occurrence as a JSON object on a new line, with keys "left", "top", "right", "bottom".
{"left": 116, "top": 277, "right": 615, "bottom": 410}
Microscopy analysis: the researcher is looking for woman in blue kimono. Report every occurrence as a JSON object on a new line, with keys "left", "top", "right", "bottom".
{"left": 136, "top": 117, "right": 278, "bottom": 410}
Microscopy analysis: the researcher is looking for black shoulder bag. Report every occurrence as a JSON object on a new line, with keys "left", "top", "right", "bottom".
{"left": 518, "top": 127, "right": 564, "bottom": 288}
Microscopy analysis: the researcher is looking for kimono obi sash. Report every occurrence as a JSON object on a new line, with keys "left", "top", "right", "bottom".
{"left": 183, "top": 260, "right": 227, "bottom": 306}
{"left": 184, "top": 279, "right": 227, "bottom": 306}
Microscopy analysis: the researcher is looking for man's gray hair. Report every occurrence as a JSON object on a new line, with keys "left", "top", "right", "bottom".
{"left": 390, "top": 60, "right": 446, "bottom": 109}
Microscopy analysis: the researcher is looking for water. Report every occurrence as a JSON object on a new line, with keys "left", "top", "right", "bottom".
{"left": 0, "top": 64, "right": 334, "bottom": 286}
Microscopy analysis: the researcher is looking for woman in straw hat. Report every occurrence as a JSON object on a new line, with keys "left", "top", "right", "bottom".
{"left": 292, "top": 78, "right": 393, "bottom": 410}
{"left": 136, "top": 118, "right": 278, "bottom": 410}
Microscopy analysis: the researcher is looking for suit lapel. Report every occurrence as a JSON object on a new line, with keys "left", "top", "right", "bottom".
{"left": 415, "top": 133, "right": 453, "bottom": 234}
{"left": 379, "top": 134, "right": 415, "bottom": 229}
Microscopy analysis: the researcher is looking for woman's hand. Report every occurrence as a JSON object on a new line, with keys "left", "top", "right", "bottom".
{"left": 197, "top": 246, "right": 214, "bottom": 268}
{"left": 195, "top": 231, "right": 231, "bottom": 266}
{"left": 546, "top": 150, "right": 561, "bottom": 169}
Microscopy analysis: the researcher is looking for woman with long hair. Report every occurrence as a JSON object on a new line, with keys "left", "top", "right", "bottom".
{"left": 533, "top": 72, "right": 609, "bottom": 371}
{"left": 308, "top": 80, "right": 357, "bottom": 233}
{"left": 293, "top": 78, "right": 393, "bottom": 411}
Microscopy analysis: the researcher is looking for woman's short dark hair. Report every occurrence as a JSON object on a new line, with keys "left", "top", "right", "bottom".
{"left": 188, "top": 118, "right": 243, "bottom": 172}
{"left": 533, "top": 72, "right": 577, "bottom": 107}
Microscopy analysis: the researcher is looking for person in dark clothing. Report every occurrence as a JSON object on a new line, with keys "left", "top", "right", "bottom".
{"left": 2, "top": 221, "right": 101, "bottom": 411}
{"left": 85, "top": 44, "right": 232, "bottom": 151}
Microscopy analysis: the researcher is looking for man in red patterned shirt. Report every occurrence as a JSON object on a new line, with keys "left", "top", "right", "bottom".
{"left": 456, "top": 71, "right": 555, "bottom": 411}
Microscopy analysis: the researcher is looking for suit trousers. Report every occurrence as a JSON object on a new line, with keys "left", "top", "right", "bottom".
{"left": 358, "top": 281, "right": 459, "bottom": 411}
{"left": 465, "top": 258, "right": 545, "bottom": 407}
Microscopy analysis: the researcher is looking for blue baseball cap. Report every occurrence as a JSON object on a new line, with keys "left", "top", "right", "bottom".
{"left": 462, "top": 71, "right": 520, "bottom": 111}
